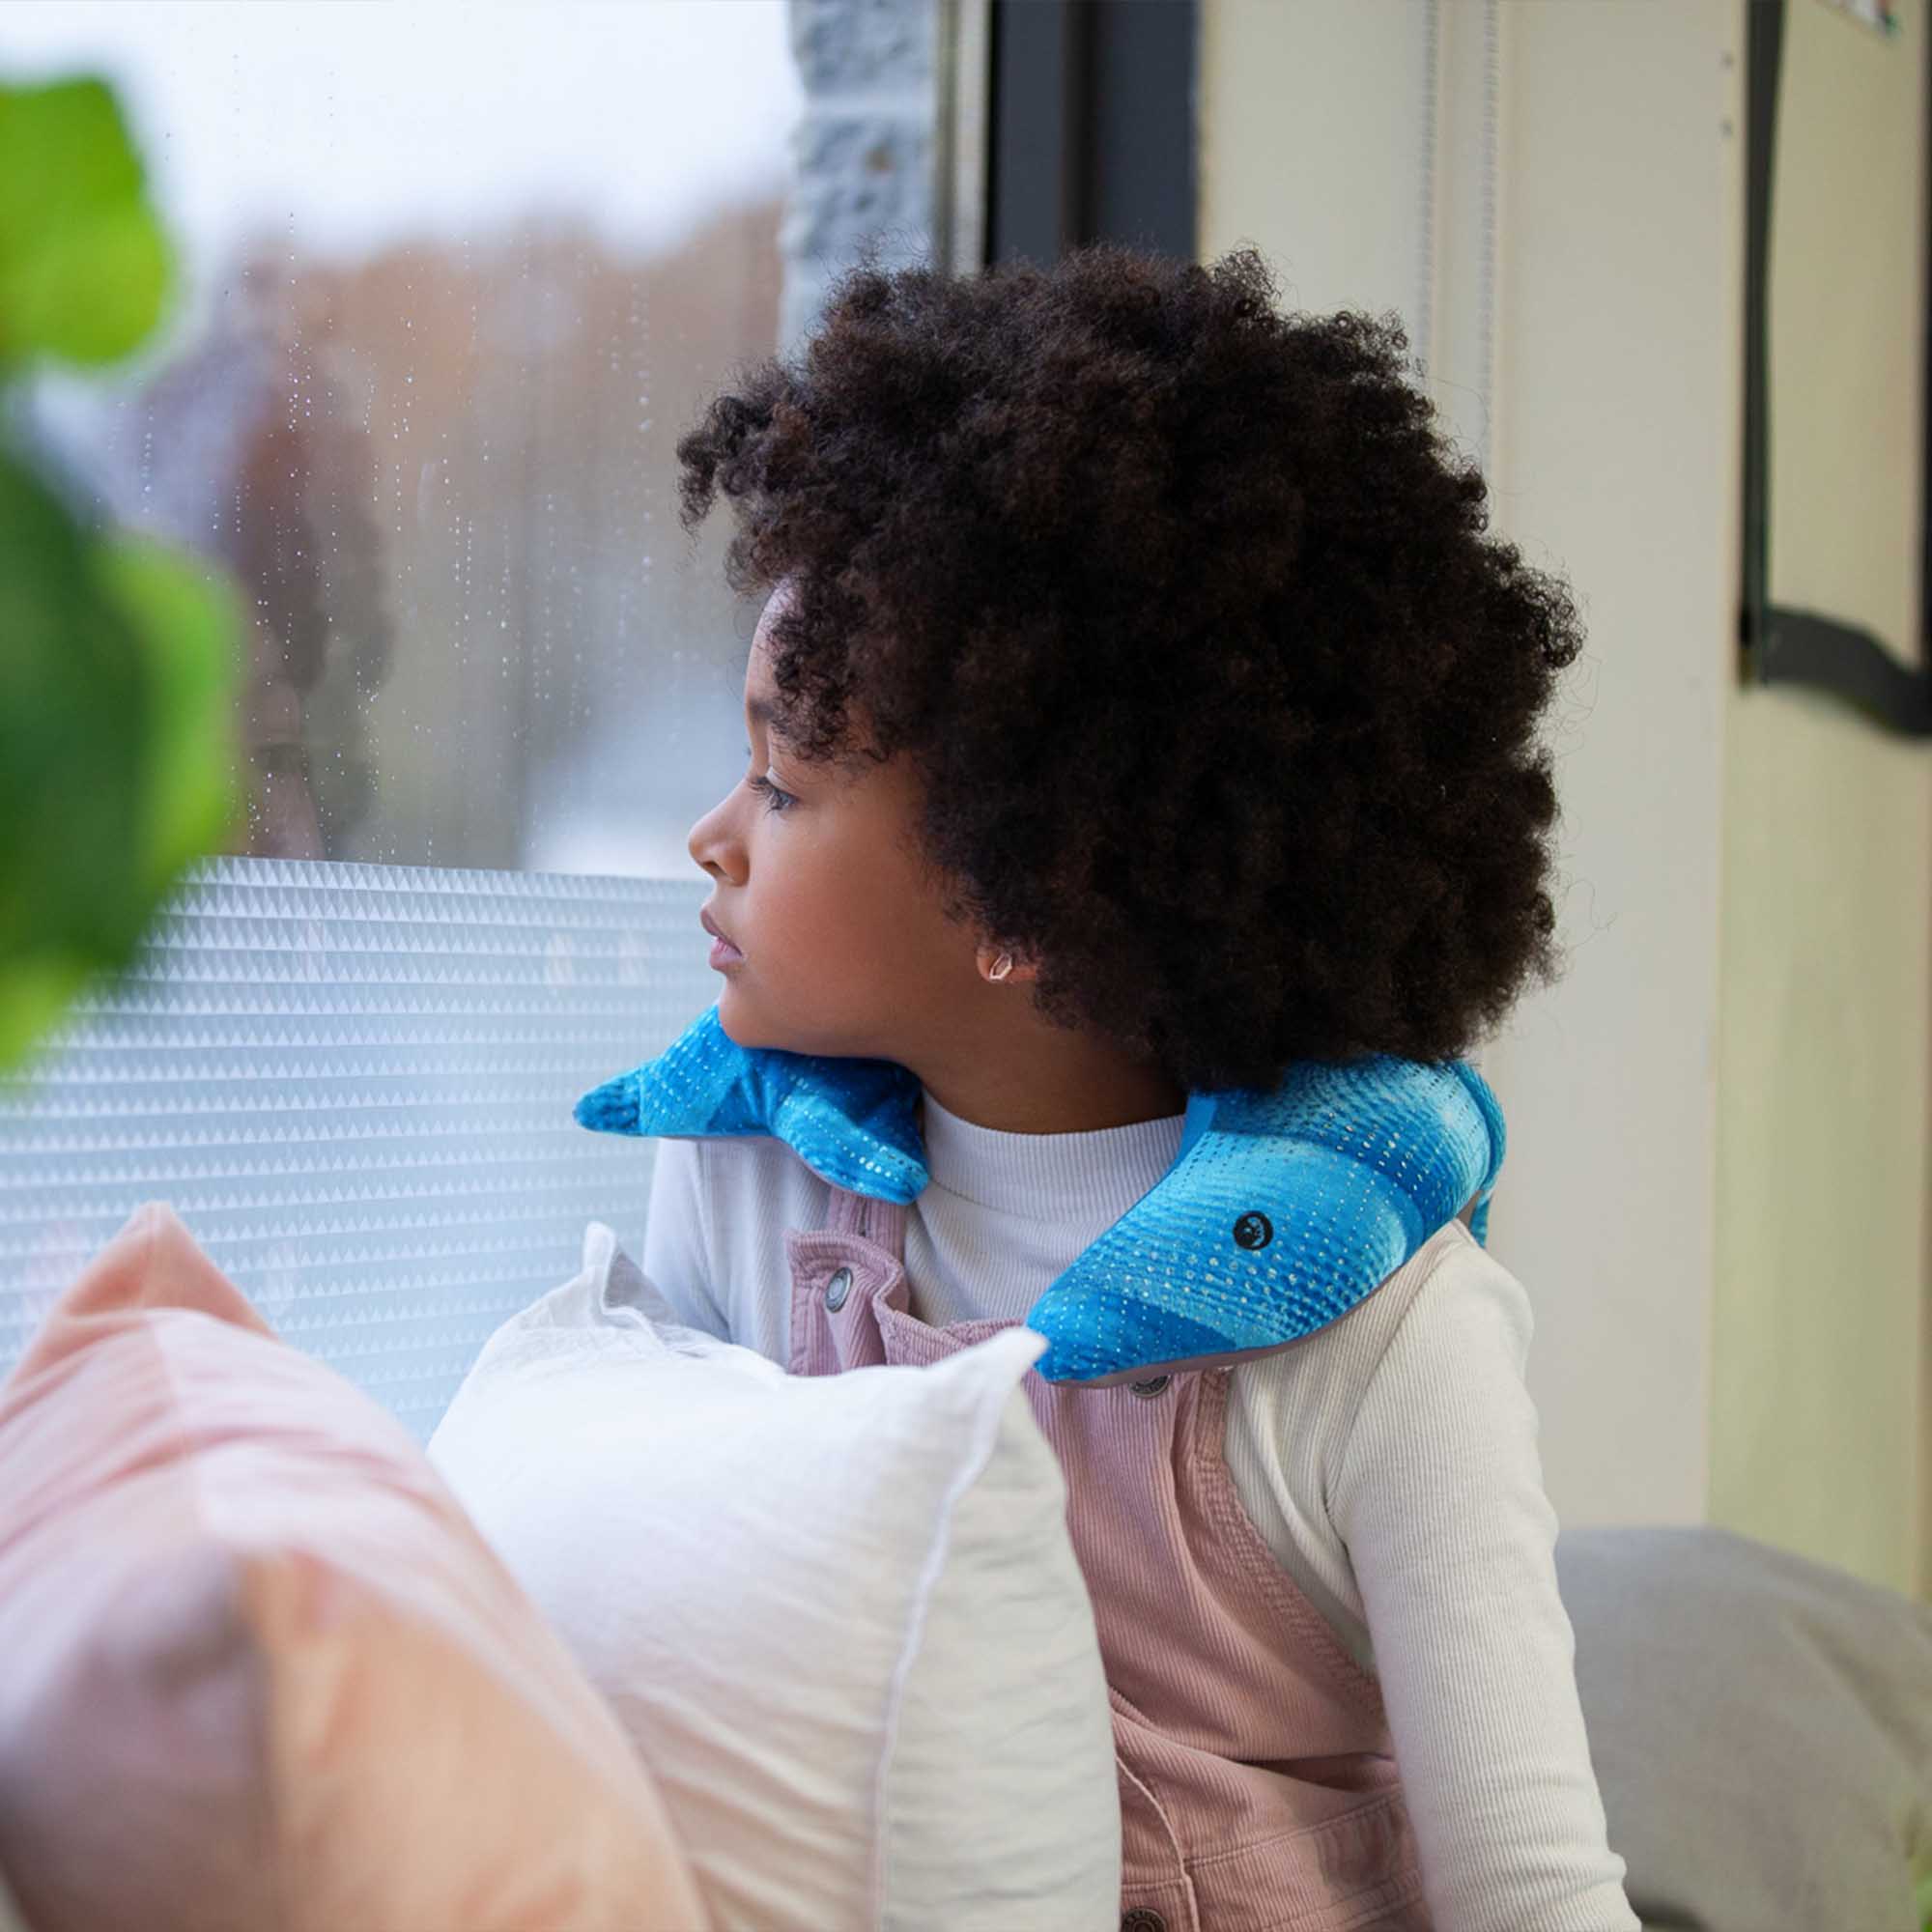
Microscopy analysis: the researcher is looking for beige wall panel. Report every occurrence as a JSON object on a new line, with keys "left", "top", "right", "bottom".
{"left": 1200, "top": 0, "right": 1735, "bottom": 1535}
{"left": 1713, "top": 0, "right": 1931, "bottom": 1596}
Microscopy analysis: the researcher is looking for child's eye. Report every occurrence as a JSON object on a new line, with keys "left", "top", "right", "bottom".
{"left": 742, "top": 743, "right": 796, "bottom": 814}
{"left": 746, "top": 771, "right": 796, "bottom": 815}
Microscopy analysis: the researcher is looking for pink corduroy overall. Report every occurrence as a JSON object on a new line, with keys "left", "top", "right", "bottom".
{"left": 785, "top": 1179, "right": 1435, "bottom": 1932}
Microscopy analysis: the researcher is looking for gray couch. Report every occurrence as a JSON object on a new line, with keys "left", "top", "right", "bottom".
{"left": 1557, "top": 1522, "right": 1932, "bottom": 1932}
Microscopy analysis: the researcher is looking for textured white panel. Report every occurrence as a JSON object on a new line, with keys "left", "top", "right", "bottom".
{"left": 0, "top": 857, "right": 714, "bottom": 1443}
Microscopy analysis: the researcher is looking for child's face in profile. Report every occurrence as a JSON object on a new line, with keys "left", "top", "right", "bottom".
{"left": 686, "top": 580, "right": 1187, "bottom": 1133}
{"left": 685, "top": 578, "right": 985, "bottom": 1073}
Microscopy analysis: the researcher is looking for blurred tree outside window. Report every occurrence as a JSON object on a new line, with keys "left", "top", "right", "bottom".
{"left": 7, "top": 0, "right": 947, "bottom": 880}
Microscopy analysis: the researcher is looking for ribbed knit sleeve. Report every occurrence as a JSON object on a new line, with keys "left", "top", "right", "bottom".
{"left": 1327, "top": 1253, "right": 1640, "bottom": 1932}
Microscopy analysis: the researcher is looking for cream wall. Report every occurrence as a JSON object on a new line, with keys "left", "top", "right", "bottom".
{"left": 1198, "top": 0, "right": 1930, "bottom": 1597}
{"left": 1712, "top": 0, "right": 1932, "bottom": 1599}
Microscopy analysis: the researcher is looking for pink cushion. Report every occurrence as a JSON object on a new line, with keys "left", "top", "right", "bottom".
{"left": 0, "top": 1201, "right": 709, "bottom": 1932}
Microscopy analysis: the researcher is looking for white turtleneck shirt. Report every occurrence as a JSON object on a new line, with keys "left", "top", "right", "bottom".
{"left": 637, "top": 1085, "right": 1640, "bottom": 1932}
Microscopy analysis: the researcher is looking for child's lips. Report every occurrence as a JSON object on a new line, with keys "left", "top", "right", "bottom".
{"left": 701, "top": 909, "right": 746, "bottom": 966}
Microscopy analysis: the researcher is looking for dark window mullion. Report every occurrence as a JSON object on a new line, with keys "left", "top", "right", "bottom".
{"left": 986, "top": 0, "right": 1196, "bottom": 270}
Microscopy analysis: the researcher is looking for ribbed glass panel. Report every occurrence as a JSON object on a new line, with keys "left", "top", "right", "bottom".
{"left": 0, "top": 857, "right": 715, "bottom": 1443}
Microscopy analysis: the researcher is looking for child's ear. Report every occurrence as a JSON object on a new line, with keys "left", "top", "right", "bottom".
{"left": 974, "top": 944, "right": 1037, "bottom": 983}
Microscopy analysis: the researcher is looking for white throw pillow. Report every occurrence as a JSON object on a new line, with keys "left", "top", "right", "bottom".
{"left": 427, "top": 1221, "right": 1122, "bottom": 1932}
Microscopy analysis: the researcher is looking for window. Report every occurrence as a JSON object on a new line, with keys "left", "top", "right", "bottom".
{"left": 1, "top": 0, "right": 968, "bottom": 1435}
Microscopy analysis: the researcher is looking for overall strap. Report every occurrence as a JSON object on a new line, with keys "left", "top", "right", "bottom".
{"left": 825, "top": 1182, "right": 911, "bottom": 1259}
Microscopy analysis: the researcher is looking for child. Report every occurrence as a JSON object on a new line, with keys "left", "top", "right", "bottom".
{"left": 629, "top": 242, "right": 1639, "bottom": 1932}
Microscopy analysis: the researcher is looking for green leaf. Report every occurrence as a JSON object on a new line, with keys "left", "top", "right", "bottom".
{"left": 93, "top": 531, "right": 246, "bottom": 898}
{"left": 0, "top": 952, "right": 90, "bottom": 1074}
{"left": 0, "top": 446, "right": 246, "bottom": 1076}
{"left": 0, "top": 75, "right": 173, "bottom": 366}
{"left": 0, "top": 444, "right": 149, "bottom": 966}
{"left": 0, "top": 71, "right": 242, "bottom": 1078}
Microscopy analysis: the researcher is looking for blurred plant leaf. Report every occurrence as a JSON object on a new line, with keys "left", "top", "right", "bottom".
{"left": 0, "top": 446, "right": 149, "bottom": 971}
{"left": 96, "top": 532, "right": 244, "bottom": 901}
{"left": 0, "top": 74, "right": 173, "bottom": 367}
{"left": 0, "top": 956, "right": 91, "bottom": 1073}
{"left": 0, "top": 448, "right": 245, "bottom": 1074}
{"left": 0, "top": 67, "right": 245, "bottom": 1077}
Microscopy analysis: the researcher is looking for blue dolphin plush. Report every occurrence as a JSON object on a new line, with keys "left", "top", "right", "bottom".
{"left": 575, "top": 1002, "right": 1505, "bottom": 1386}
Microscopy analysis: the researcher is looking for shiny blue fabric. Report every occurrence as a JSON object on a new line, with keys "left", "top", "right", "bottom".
{"left": 575, "top": 1002, "right": 1506, "bottom": 1386}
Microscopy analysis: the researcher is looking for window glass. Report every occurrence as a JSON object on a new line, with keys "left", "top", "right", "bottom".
{"left": 6, "top": 0, "right": 942, "bottom": 875}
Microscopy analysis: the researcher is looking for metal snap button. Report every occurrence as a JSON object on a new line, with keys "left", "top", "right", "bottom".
{"left": 1128, "top": 1375, "right": 1170, "bottom": 1399}
{"left": 1121, "top": 1910, "right": 1167, "bottom": 1932}
{"left": 824, "top": 1265, "right": 854, "bottom": 1311}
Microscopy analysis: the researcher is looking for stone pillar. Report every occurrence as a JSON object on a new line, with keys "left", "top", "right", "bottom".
{"left": 780, "top": 0, "right": 940, "bottom": 361}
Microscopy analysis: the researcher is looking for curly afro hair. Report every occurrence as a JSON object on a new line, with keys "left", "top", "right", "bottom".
{"left": 672, "top": 240, "right": 1585, "bottom": 1094}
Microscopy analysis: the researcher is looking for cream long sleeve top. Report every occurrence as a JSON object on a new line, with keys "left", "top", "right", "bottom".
{"left": 638, "top": 1085, "right": 1640, "bottom": 1932}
